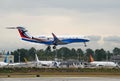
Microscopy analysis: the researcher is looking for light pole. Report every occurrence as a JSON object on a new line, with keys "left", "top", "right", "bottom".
{"left": 54, "top": 49, "right": 58, "bottom": 61}
{"left": 18, "top": 50, "right": 20, "bottom": 63}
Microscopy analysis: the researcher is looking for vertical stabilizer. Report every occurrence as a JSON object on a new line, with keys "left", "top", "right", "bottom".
{"left": 90, "top": 54, "right": 94, "bottom": 62}
{"left": 35, "top": 54, "right": 39, "bottom": 62}
{"left": 4, "top": 51, "right": 9, "bottom": 63}
{"left": 17, "top": 27, "right": 32, "bottom": 38}
{"left": 24, "top": 58, "right": 28, "bottom": 64}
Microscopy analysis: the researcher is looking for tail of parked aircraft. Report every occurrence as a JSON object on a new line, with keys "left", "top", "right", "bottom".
{"left": 90, "top": 54, "right": 94, "bottom": 62}
{"left": 24, "top": 58, "right": 28, "bottom": 64}
{"left": 4, "top": 52, "right": 9, "bottom": 63}
{"left": 35, "top": 54, "right": 39, "bottom": 62}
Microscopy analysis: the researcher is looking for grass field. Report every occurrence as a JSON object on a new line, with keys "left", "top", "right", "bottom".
{"left": 0, "top": 72, "right": 120, "bottom": 78}
{"left": 0, "top": 68, "right": 120, "bottom": 78}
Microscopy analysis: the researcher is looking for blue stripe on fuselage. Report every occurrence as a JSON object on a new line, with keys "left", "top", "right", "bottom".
{"left": 21, "top": 38, "right": 89, "bottom": 45}
{"left": 61, "top": 38, "right": 89, "bottom": 43}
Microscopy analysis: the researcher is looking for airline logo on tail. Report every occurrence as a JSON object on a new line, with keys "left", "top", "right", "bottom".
{"left": 4, "top": 52, "right": 9, "bottom": 63}
{"left": 90, "top": 54, "right": 94, "bottom": 62}
{"left": 17, "top": 27, "right": 31, "bottom": 38}
{"left": 6, "top": 27, "right": 31, "bottom": 39}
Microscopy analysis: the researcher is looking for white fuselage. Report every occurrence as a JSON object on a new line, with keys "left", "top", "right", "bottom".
{"left": 90, "top": 61, "right": 118, "bottom": 67}
{"left": 36, "top": 60, "right": 55, "bottom": 67}
{"left": 0, "top": 62, "right": 8, "bottom": 67}
{"left": 38, "top": 35, "right": 88, "bottom": 40}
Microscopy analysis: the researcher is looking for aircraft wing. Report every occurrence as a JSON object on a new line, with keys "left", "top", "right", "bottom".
{"left": 52, "top": 33, "right": 65, "bottom": 45}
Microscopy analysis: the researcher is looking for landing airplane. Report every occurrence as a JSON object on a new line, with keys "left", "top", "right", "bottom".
{"left": 89, "top": 54, "right": 119, "bottom": 68}
{"left": 7, "top": 26, "right": 90, "bottom": 49}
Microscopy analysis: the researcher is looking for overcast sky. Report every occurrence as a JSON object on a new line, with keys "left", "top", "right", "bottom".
{"left": 0, "top": 0, "right": 120, "bottom": 52}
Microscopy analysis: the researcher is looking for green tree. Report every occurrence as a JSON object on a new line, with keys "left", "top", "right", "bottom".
{"left": 36, "top": 49, "right": 46, "bottom": 60}
{"left": 27, "top": 47, "right": 36, "bottom": 61}
{"left": 113, "top": 47, "right": 120, "bottom": 56}
{"left": 13, "top": 48, "right": 28, "bottom": 62}
{"left": 106, "top": 51, "right": 112, "bottom": 61}
{"left": 60, "top": 47, "right": 71, "bottom": 60}
{"left": 77, "top": 48, "right": 84, "bottom": 61}
{"left": 95, "top": 49, "right": 106, "bottom": 61}
{"left": 71, "top": 48, "right": 77, "bottom": 59}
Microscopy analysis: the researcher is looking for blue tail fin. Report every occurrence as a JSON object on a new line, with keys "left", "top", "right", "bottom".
{"left": 4, "top": 51, "right": 9, "bottom": 63}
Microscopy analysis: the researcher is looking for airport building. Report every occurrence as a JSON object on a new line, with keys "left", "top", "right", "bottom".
{"left": 0, "top": 53, "right": 14, "bottom": 63}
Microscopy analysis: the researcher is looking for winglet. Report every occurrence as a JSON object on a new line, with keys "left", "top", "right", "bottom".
{"left": 52, "top": 33, "right": 60, "bottom": 44}
{"left": 52, "top": 33, "right": 63, "bottom": 45}
{"left": 52, "top": 33, "right": 58, "bottom": 40}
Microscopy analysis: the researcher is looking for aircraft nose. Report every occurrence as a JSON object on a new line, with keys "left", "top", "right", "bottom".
{"left": 85, "top": 38, "right": 90, "bottom": 42}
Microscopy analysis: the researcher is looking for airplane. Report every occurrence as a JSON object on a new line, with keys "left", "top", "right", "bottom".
{"left": 35, "top": 54, "right": 60, "bottom": 68}
{"left": 0, "top": 51, "right": 23, "bottom": 67}
{"left": 0, "top": 52, "right": 34, "bottom": 67}
{"left": 8, "top": 57, "right": 36, "bottom": 67}
{"left": 7, "top": 26, "right": 90, "bottom": 49}
{"left": 89, "top": 54, "right": 119, "bottom": 68}
{"left": 0, "top": 52, "right": 9, "bottom": 67}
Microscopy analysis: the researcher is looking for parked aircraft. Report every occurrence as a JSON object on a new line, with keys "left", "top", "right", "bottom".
{"left": 0, "top": 52, "right": 9, "bottom": 67}
{"left": 35, "top": 54, "right": 60, "bottom": 68}
{"left": 89, "top": 54, "right": 119, "bottom": 68}
{"left": 8, "top": 58, "right": 36, "bottom": 67}
{"left": 0, "top": 52, "right": 24, "bottom": 67}
{"left": 7, "top": 26, "right": 90, "bottom": 49}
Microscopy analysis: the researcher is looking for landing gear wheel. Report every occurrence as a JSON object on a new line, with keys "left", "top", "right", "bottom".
{"left": 84, "top": 42, "right": 87, "bottom": 47}
{"left": 53, "top": 46, "right": 56, "bottom": 49}
{"left": 47, "top": 46, "right": 51, "bottom": 50}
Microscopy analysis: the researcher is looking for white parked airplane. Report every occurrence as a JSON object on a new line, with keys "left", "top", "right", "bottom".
{"left": 0, "top": 52, "right": 30, "bottom": 67}
{"left": 89, "top": 54, "right": 119, "bottom": 68}
{"left": 35, "top": 54, "right": 60, "bottom": 68}
{"left": 0, "top": 52, "right": 9, "bottom": 67}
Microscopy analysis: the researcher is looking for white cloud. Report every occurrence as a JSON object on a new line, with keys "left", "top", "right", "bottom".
{"left": 0, "top": 0, "right": 120, "bottom": 51}
{"left": 103, "top": 36, "right": 120, "bottom": 43}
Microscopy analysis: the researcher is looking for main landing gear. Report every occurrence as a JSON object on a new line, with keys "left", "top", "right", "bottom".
{"left": 46, "top": 45, "right": 57, "bottom": 50}
{"left": 53, "top": 45, "right": 56, "bottom": 49}
{"left": 46, "top": 45, "right": 57, "bottom": 61}
{"left": 46, "top": 45, "right": 51, "bottom": 50}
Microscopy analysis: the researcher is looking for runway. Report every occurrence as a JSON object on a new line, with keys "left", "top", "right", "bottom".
{"left": 0, "top": 77, "right": 120, "bottom": 81}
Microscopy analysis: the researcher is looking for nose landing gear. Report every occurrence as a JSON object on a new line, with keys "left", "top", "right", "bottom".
{"left": 84, "top": 42, "right": 87, "bottom": 47}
